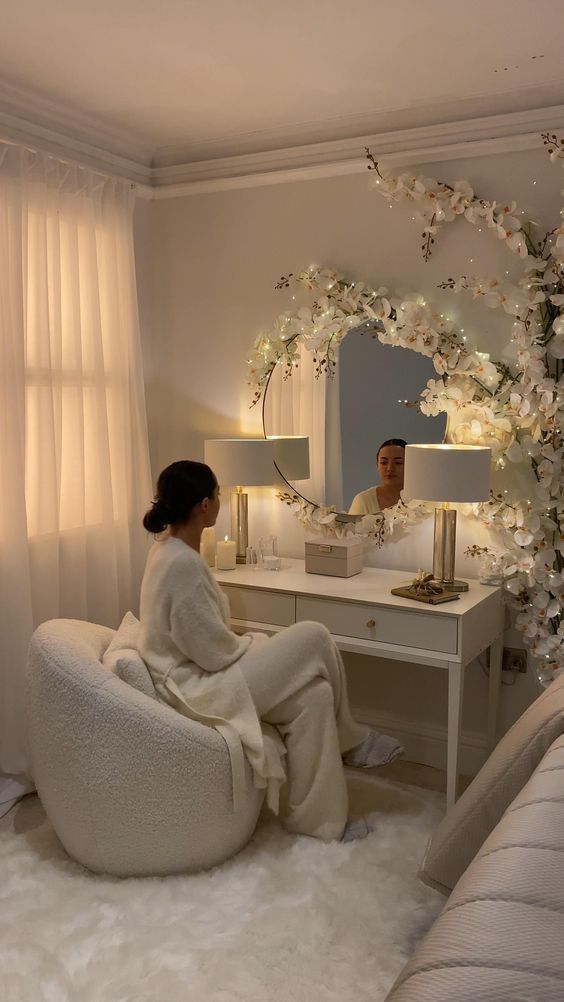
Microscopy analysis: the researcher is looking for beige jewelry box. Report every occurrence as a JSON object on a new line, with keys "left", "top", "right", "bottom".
{"left": 305, "top": 537, "right": 363, "bottom": 577}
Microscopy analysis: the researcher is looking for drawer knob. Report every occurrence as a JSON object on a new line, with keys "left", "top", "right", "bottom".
{"left": 366, "top": 618, "right": 376, "bottom": 629}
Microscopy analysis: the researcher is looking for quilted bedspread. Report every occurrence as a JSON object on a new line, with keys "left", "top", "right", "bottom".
{"left": 386, "top": 734, "right": 564, "bottom": 1001}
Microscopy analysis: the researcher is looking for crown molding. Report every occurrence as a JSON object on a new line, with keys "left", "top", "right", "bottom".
{"left": 0, "top": 77, "right": 153, "bottom": 185}
{"left": 150, "top": 80, "right": 564, "bottom": 168}
{"left": 0, "top": 77, "right": 563, "bottom": 197}
{"left": 148, "top": 104, "right": 564, "bottom": 197}
{"left": 147, "top": 133, "right": 543, "bottom": 199}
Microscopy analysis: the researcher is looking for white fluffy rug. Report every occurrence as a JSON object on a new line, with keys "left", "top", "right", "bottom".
{"left": 0, "top": 773, "right": 445, "bottom": 1002}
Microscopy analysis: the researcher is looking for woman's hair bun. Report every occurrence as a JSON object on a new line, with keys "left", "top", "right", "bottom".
{"left": 142, "top": 498, "right": 171, "bottom": 534}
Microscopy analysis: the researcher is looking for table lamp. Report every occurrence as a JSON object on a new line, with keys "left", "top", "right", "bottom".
{"left": 404, "top": 444, "right": 492, "bottom": 592}
{"left": 204, "top": 439, "right": 275, "bottom": 562}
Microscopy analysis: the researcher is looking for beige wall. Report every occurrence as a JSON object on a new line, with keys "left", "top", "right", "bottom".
{"left": 134, "top": 144, "right": 561, "bottom": 773}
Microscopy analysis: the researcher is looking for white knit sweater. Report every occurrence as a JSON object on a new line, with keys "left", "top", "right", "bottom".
{"left": 348, "top": 486, "right": 381, "bottom": 515}
{"left": 138, "top": 536, "right": 285, "bottom": 810}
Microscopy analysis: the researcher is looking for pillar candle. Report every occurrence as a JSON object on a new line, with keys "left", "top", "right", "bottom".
{"left": 216, "top": 536, "right": 237, "bottom": 570}
{"left": 200, "top": 526, "right": 217, "bottom": 567}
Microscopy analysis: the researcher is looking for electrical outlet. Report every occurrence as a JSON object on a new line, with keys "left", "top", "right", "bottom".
{"left": 502, "top": 647, "right": 528, "bottom": 673}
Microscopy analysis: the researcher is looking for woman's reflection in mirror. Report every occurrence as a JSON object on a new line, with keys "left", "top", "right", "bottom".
{"left": 348, "top": 439, "right": 407, "bottom": 514}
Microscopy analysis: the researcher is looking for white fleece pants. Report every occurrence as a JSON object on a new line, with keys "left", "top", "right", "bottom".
{"left": 239, "top": 620, "right": 368, "bottom": 841}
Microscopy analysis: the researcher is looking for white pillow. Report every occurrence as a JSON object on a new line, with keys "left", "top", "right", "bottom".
{"left": 103, "top": 611, "right": 156, "bottom": 701}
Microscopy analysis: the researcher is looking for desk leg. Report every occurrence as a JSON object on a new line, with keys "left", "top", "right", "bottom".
{"left": 446, "top": 662, "right": 465, "bottom": 810}
{"left": 487, "top": 635, "right": 503, "bottom": 752}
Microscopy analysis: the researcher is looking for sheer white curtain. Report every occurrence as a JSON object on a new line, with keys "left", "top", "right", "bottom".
{"left": 264, "top": 343, "right": 343, "bottom": 509}
{"left": 0, "top": 143, "right": 152, "bottom": 779}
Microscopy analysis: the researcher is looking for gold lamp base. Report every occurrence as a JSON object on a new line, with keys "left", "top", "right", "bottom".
{"left": 433, "top": 578, "right": 470, "bottom": 594}
{"left": 432, "top": 506, "right": 469, "bottom": 592}
{"left": 230, "top": 488, "right": 248, "bottom": 563}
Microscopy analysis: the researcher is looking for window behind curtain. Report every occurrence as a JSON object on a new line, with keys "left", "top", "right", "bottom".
{"left": 0, "top": 145, "right": 152, "bottom": 775}
{"left": 22, "top": 180, "right": 148, "bottom": 537}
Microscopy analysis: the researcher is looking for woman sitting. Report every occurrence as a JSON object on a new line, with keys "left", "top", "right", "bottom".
{"left": 348, "top": 438, "right": 407, "bottom": 515}
{"left": 139, "top": 460, "right": 403, "bottom": 843}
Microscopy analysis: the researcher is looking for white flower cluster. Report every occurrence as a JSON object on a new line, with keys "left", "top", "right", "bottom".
{"left": 368, "top": 161, "right": 528, "bottom": 260}
{"left": 277, "top": 491, "right": 387, "bottom": 544}
{"left": 246, "top": 265, "right": 392, "bottom": 405}
{"left": 276, "top": 491, "right": 431, "bottom": 546}
{"left": 369, "top": 144, "right": 564, "bottom": 688}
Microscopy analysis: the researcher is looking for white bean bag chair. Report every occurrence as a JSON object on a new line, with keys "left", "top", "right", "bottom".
{"left": 27, "top": 619, "right": 264, "bottom": 877}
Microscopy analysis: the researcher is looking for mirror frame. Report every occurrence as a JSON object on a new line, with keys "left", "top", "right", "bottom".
{"left": 248, "top": 263, "right": 508, "bottom": 544}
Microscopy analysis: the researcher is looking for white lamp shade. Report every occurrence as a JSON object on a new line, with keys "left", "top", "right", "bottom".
{"left": 204, "top": 439, "right": 274, "bottom": 487}
{"left": 268, "top": 436, "right": 310, "bottom": 480}
{"left": 404, "top": 444, "right": 491, "bottom": 503}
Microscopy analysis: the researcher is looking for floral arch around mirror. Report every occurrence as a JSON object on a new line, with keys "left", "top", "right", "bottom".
{"left": 247, "top": 134, "right": 564, "bottom": 687}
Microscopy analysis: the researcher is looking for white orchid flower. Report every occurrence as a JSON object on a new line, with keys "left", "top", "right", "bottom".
{"left": 524, "top": 256, "right": 549, "bottom": 273}
{"left": 449, "top": 181, "right": 474, "bottom": 213}
{"left": 506, "top": 231, "right": 529, "bottom": 257}
{"left": 506, "top": 441, "right": 524, "bottom": 463}
{"left": 549, "top": 332, "right": 564, "bottom": 359}
{"left": 514, "top": 526, "right": 534, "bottom": 545}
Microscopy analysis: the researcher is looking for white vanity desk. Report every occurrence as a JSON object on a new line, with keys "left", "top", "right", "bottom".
{"left": 214, "top": 558, "right": 504, "bottom": 808}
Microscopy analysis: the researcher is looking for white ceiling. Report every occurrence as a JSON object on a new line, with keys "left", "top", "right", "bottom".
{"left": 1, "top": 0, "right": 564, "bottom": 186}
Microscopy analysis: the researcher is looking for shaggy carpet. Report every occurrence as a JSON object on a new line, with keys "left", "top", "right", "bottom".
{"left": 0, "top": 772, "right": 445, "bottom": 1002}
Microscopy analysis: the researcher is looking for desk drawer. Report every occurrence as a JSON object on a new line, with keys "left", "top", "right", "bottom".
{"left": 296, "top": 596, "right": 458, "bottom": 654}
{"left": 222, "top": 585, "right": 295, "bottom": 627}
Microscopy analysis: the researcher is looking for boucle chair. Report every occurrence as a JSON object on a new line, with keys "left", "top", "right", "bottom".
{"left": 27, "top": 619, "right": 264, "bottom": 877}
